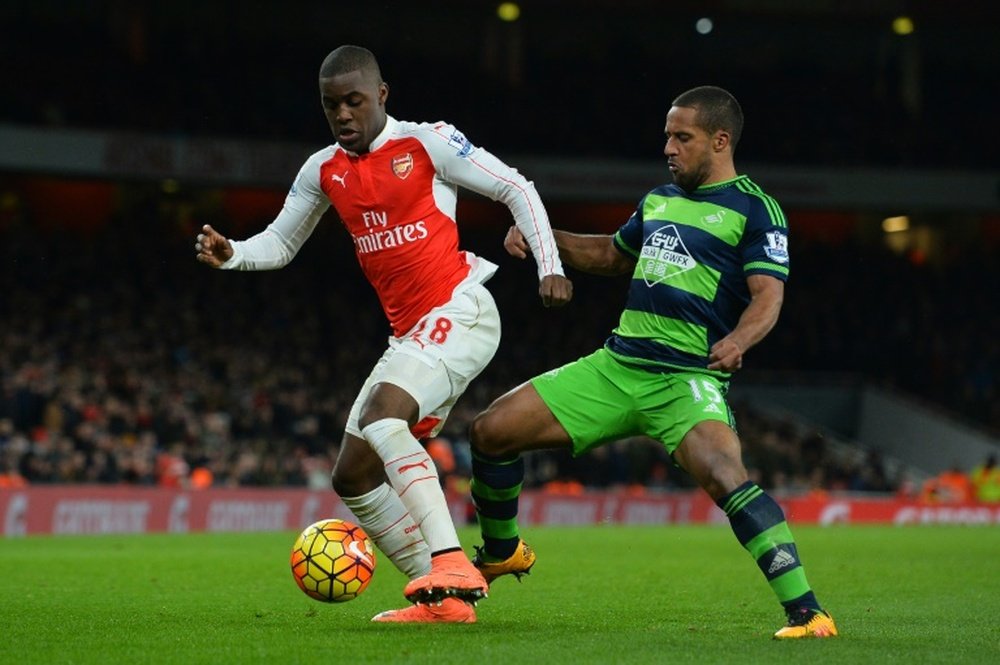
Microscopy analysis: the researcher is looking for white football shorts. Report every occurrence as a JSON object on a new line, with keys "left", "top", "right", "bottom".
{"left": 345, "top": 282, "right": 501, "bottom": 439}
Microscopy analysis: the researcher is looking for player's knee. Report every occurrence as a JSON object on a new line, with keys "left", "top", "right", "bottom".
{"left": 677, "top": 421, "right": 749, "bottom": 499}
{"left": 699, "top": 460, "right": 749, "bottom": 500}
{"left": 329, "top": 464, "right": 352, "bottom": 496}
{"left": 357, "top": 383, "right": 419, "bottom": 431}
{"left": 469, "top": 410, "right": 507, "bottom": 456}
{"left": 330, "top": 460, "right": 381, "bottom": 497}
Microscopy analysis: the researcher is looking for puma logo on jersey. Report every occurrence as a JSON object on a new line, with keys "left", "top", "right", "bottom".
{"left": 330, "top": 171, "right": 349, "bottom": 188}
{"left": 398, "top": 459, "right": 430, "bottom": 474}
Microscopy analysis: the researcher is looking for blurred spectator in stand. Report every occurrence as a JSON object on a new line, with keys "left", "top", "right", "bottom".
{"left": 0, "top": 435, "right": 28, "bottom": 487}
{"left": 155, "top": 442, "right": 190, "bottom": 488}
{"left": 189, "top": 466, "right": 214, "bottom": 489}
{"left": 918, "top": 464, "right": 973, "bottom": 503}
{"left": 970, "top": 454, "right": 1000, "bottom": 503}
{"left": 541, "top": 479, "right": 585, "bottom": 495}
{"left": 425, "top": 437, "right": 457, "bottom": 491}
{"left": 849, "top": 450, "right": 892, "bottom": 493}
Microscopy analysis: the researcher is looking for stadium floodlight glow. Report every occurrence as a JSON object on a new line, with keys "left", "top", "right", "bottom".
{"left": 892, "top": 16, "right": 915, "bottom": 35}
{"left": 695, "top": 17, "right": 714, "bottom": 35}
{"left": 882, "top": 216, "right": 910, "bottom": 233}
{"left": 497, "top": 2, "right": 520, "bottom": 22}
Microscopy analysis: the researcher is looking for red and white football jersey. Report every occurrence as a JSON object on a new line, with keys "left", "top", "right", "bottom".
{"left": 223, "top": 116, "right": 563, "bottom": 336}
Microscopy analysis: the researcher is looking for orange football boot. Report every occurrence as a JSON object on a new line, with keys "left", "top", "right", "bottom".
{"left": 371, "top": 597, "right": 476, "bottom": 624}
{"left": 403, "top": 551, "right": 489, "bottom": 603}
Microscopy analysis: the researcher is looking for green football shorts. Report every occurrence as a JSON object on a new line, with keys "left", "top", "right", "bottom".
{"left": 530, "top": 348, "right": 735, "bottom": 456}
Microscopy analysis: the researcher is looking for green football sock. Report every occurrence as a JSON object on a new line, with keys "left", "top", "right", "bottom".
{"left": 717, "top": 481, "right": 820, "bottom": 612}
{"left": 470, "top": 448, "right": 524, "bottom": 560}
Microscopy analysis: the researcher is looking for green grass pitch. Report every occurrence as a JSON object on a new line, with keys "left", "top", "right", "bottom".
{"left": 2, "top": 525, "right": 998, "bottom": 664}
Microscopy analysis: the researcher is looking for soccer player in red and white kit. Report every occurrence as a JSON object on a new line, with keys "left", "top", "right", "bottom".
{"left": 195, "top": 45, "right": 572, "bottom": 623}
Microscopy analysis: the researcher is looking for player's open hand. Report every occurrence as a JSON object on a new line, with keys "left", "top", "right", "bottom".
{"left": 504, "top": 225, "right": 530, "bottom": 259}
{"left": 195, "top": 224, "right": 234, "bottom": 268}
{"left": 539, "top": 274, "right": 573, "bottom": 308}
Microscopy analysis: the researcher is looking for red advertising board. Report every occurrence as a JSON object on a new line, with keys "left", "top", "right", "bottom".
{"left": 0, "top": 487, "right": 356, "bottom": 537}
{"left": 1, "top": 486, "right": 997, "bottom": 537}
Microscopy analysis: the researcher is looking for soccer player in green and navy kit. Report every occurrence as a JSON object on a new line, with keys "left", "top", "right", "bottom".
{"left": 468, "top": 86, "right": 838, "bottom": 639}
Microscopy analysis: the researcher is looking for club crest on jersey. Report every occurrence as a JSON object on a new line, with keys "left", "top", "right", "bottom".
{"left": 702, "top": 210, "right": 727, "bottom": 225}
{"left": 392, "top": 153, "right": 414, "bottom": 179}
{"left": 764, "top": 231, "right": 790, "bottom": 264}
{"left": 447, "top": 129, "right": 474, "bottom": 157}
{"left": 639, "top": 224, "right": 696, "bottom": 287}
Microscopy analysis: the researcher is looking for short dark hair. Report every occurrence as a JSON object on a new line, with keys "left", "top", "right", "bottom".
{"left": 672, "top": 86, "right": 743, "bottom": 149}
{"left": 319, "top": 45, "right": 382, "bottom": 81}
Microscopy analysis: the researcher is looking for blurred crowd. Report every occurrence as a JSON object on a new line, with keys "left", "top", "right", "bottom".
{"left": 1, "top": 183, "right": 998, "bottom": 499}
{"left": 916, "top": 455, "right": 1000, "bottom": 504}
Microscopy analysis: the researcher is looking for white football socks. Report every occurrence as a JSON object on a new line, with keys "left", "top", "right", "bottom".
{"left": 361, "top": 417, "right": 461, "bottom": 554}
{"left": 341, "top": 483, "right": 430, "bottom": 580}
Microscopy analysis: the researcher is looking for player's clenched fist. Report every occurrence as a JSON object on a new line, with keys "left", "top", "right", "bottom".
{"left": 540, "top": 274, "right": 573, "bottom": 308}
{"left": 195, "top": 224, "right": 234, "bottom": 268}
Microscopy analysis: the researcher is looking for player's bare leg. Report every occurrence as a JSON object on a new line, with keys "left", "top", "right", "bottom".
{"left": 468, "top": 382, "right": 569, "bottom": 583}
{"left": 676, "top": 421, "right": 838, "bottom": 638}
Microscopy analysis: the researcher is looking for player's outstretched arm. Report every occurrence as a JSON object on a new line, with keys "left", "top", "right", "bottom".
{"left": 195, "top": 224, "right": 234, "bottom": 268}
{"left": 553, "top": 229, "right": 634, "bottom": 277}
{"left": 507, "top": 225, "right": 632, "bottom": 276}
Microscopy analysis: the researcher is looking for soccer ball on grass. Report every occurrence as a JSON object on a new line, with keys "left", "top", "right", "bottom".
{"left": 290, "top": 518, "right": 376, "bottom": 602}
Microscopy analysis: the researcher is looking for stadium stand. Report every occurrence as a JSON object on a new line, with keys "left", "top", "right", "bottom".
{"left": 1, "top": 2, "right": 997, "bottom": 493}
{"left": 1, "top": 178, "right": 995, "bottom": 493}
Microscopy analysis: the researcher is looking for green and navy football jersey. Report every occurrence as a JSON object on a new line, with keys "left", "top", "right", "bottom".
{"left": 607, "top": 175, "right": 789, "bottom": 376}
